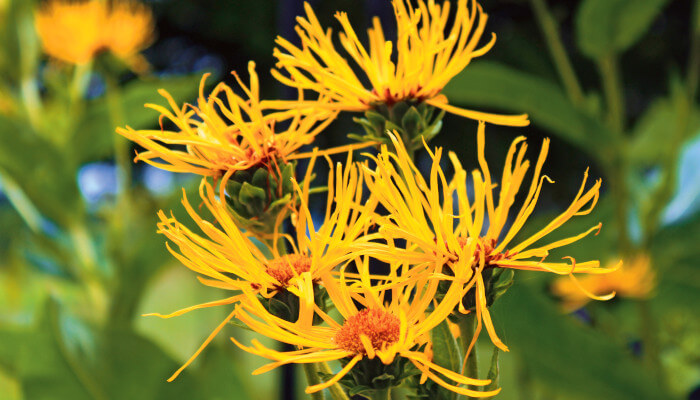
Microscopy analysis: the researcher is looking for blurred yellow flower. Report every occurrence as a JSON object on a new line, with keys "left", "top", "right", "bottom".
{"left": 231, "top": 256, "right": 499, "bottom": 397}
{"left": 362, "top": 124, "right": 618, "bottom": 352}
{"left": 35, "top": 0, "right": 154, "bottom": 71}
{"left": 117, "top": 62, "right": 338, "bottom": 186}
{"left": 266, "top": 0, "right": 529, "bottom": 127}
{"left": 148, "top": 155, "right": 378, "bottom": 381}
{"left": 552, "top": 253, "right": 655, "bottom": 310}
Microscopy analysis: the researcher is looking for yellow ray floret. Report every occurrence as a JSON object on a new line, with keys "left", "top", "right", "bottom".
{"left": 35, "top": 0, "right": 154, "bottom": 71}
{"left": 231, "top": 256, "right": 500, "bottom": 397}
{"left": 117, "top": 61, "right": 338, "bottom": 184}
{"left": 147, "top": 154, "right": 377, "bottom": 381}
{"left": 265, "top": 0, "right": 529, "bottom": 127}
{"left": 552, "top": 253, "right": 655, "bottom": 310}
{"left": 362, "top": 124, "right": 618, "bottom": 353}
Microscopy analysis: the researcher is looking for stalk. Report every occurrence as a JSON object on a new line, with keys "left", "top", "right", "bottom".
{"left": 317, "top": 362, "right": 350, "bottom": 400}
{"left": 302, "top": 363, "right": 325, "bottom": 400}
{"left": 372, "top": 387, "right": 392, "bottom": 400}
{"left": 529, "top": 0, "right": 585, "bottom": 107}
{"left": 598, "top": 55, "right": 626, "bottom": 135}
{"left": 457, "top": 313, "right": 480, "bottom": 398}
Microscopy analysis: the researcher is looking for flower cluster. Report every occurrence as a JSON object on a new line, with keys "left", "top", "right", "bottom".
{"left": 36, "top": 0, "right": 154, "bottom": 71}
{"left": 112, "top": 0, "right": 620, "bottom": 397}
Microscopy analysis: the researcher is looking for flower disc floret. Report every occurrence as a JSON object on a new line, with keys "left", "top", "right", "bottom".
{"left": 334, "top": 309, "right": 400, "bottom": 354}
{"left": 266, "top": 254, "right": 313, "bottom": 287}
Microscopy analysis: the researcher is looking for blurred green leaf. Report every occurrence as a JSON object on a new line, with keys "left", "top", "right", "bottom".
{"left": 95, "top": 329, "right": 201, "bottom": 399}
{"left": 576, "top": 0, "right": 670, "bottom": 58}
{"left": 493, "top": 281, "right": 672, "bottom": 400}
{"left": 443, "top": 62, "right": 613, "bottom": 158}
{"left": 74, "top": 74, "right": 203, "bottom": 163}
{"left": 0, "top": 114, "right": 82, "bottom": 226}
{"left": 650, "top": 213, "right": 700, "bottom": 313}
{"left": 628, "top": 86, "right": 700, "bottom": 167}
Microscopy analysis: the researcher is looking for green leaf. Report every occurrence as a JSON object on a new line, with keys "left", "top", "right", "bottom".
{"left": 576, "top": 0, "right": 671, "bottom": 58}
{"left": 443, "top": 62, "right": 613, "bottom": 157}
{"left": 484, "top": 347, "right": 500, "bottom": 394}
{"left": 238, "top": 181, "right": 267, "bottom": 216}
{"left": 429, "top": 320, "right": 462, "bottom": 400}
{"left": 492, "top": 281, "right": 671, "bottom": 400}
{"left": 628, "top": 90, "right": 700, "bottom": 167}
{"left": 650, "top": 213, "right": 700, "bottom": 313}
{"left": 95, "top": 329, "right": 201, "bottom": 400}
{"left": 74, "top": 74, "right": 203, "bottom": 164}
{"left": 0, "top": 115, "right": 82, "bottom": 226}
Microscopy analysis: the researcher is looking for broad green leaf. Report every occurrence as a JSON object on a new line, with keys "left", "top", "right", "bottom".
{"left": 430, "top": 320, "right": 462, "bottom": 400}
{"left": 95, "top": 329, "right": 201, "bottom": 400}
{"left": 628, "top": 81, "right": 700, "bottom": 167}
{"left": 492, "top": 282, "right": 671, "bottom": 400}
{"left": 73, "top": 74, "right": 203, "bottom": 164}
{"left": 0, "top": 115, "right": 83, "bottom": 226}
{"left": 443, "top": 62, "right": 613, "bottom": 158}
{"left": 650, "top": 213, "right": 700, "bottom": 313}
{"left": 576, "top": 0, "right": 671, "bottom": 58}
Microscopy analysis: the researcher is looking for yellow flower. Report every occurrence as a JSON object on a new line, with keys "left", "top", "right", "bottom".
{"left": 148, "top": 154, "right": 378, "bottom": 381}
{"left": 552, "top": 253, "right": 655, "bottom": 310}
{"left": 35, "top": 0, "right": 154, "bottom": 71}
{"left": 231, "top": 255, "right": 500, "bottom": 397}
{"left": 362, "top": 123, "right": 618, "bottom": 352}
{"left": 266, "top": 0, "right": 529, "bottom": 127}
{"left": 117, "top": 62, "right": 342, "bottom": 186}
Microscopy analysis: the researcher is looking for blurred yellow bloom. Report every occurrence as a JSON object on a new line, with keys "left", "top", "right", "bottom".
{"left": 35, "top": 0, "right": 154, "bottom": 71}
{"left": 117, "top": 62, "right": 338, "bottom": 186}
{"left": 266, "top": 0, "right": 529, "bottom": 127}
{"left": 362, "top": 124, "right": 618, "bottom": 352}
{"left": 148, "top": 154, "right": 378, "bottom": 381}
{"left": 231, "top": 256, "right": 499, "bottom": 397}
{"left": 552, "top": 253, "right": 655, "bottom": 310}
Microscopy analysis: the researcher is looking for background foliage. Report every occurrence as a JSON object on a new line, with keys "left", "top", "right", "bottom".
{"left": 0, "top": 0, "right": 698, "bottom": 399}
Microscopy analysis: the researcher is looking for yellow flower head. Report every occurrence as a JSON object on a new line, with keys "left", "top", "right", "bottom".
{"left": 35, "top": 0, "right": 154, "bottom": 70}
{"left": 117, "top": 62, "right": 338, "bottom": 186}
{"left": 362, "top": 124, "right": 618, "bottom": 352}
{"left": 552, "top": 253, "right": 655, "bottom": 310}
{"left": 267, "top": 0, "right": 529, "bottom": 127}
{"left": 231, "top": 255, "right": 500, "bottom": 397}
{"left": 149, "top": 154, "right": 377, "bottom": 381}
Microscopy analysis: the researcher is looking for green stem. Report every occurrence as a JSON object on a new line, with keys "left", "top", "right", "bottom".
{"left": 638, "top": 300, "right": 665, "bottom": 387}
{"left": 317, "top": 362, "right": 350, "bottom": 400}
{"left": 302, "top": 363, "right": 325, "bottom": 400}
{"left": 457, "top": 313, "right": 480, "bottom": 398}
{"left": 598, "top": 55, "right": 626, "bottom": 135}
{"left": 0, "top": 170, "right": 43, "bottom": 233}
{"left": 372, "top": 387, "right": 392, "bottom": 400}
{"left": 607, "top": 157, "right": 632, "bottom": 255}
{"left": 105, "top": 77, "right": 130, "bottom": 206}
{"left": 529, "top": 0, "right": 585, "bottom": 107}
{"left": 688, "top": 0, "right": 700, "bottom": 101}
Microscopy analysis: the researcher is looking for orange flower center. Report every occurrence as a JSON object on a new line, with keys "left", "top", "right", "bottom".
{"left": 334, "top": 309, "right": 400, "bottom": 354}
{"left": 457, "top": 237, "right": 516, "bottom": 267}
{"left": 266, "top": 254, "right": 312, "bottom": 287}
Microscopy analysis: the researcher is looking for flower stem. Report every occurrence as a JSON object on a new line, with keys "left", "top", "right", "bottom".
{"left": 317, "top": 362, "right": 350, "bottom": 400}
{"left": 457, "top": 313, "right": 480, "bottom": 398}
{"left": 529, "top": 0, "right": 585, "bottom": 107}
{"left": 302, "top": 363, "right": 325, "bottom": 400}
{"left": 638, "top": 300, "right": 665, "bottom": 387}
{"left": 598, "top": 55, "right": 626, "bottom": 135}
{"left": 372, "top": 387, "right": 392, "bottom": 400}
